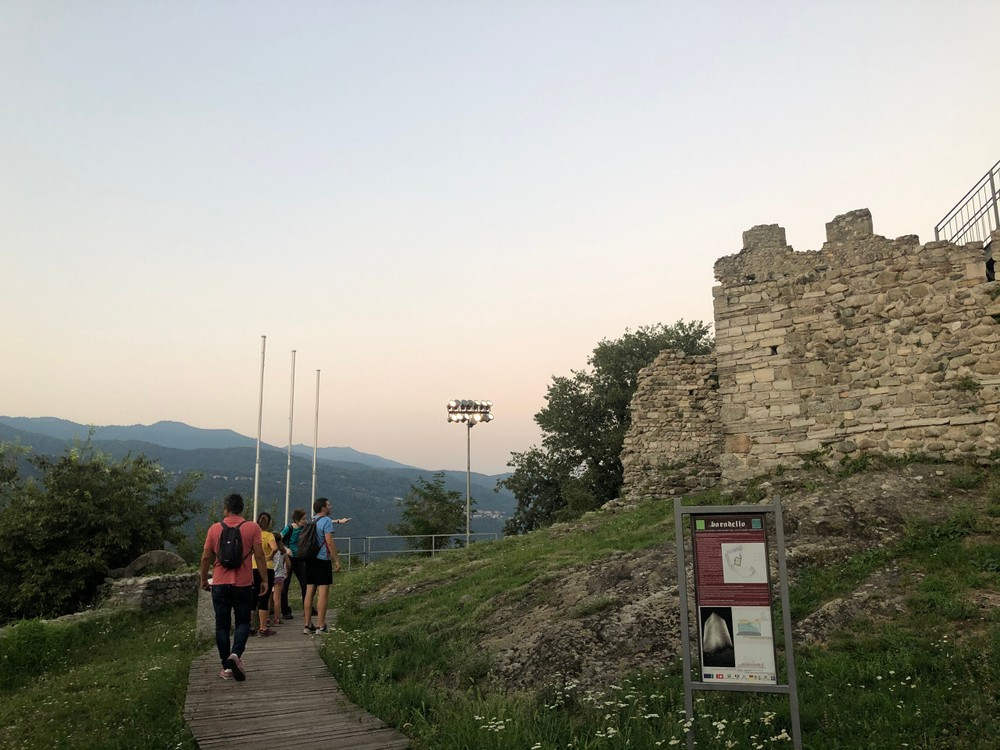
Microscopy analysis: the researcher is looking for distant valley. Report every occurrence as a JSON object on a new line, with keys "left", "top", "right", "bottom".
{"left": 0, "top": 416, "right": 516, "bottom": 542}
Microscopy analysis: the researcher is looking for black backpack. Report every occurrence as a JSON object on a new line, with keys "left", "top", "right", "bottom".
{"left": 297, "top": 520, "right": 321, "bottom": 560}
{"left": 217, "top": 521, "right": 248, "bottom": 569}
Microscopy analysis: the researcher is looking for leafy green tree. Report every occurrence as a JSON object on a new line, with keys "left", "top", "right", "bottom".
{"left": 388, "top": 472, "right": 469, "bottom": 552}
{"left": 0, "top": 440, "right": 201, "bottom": 622}
{"left": 501, "top": 320, "right": 712, "bottom": 534}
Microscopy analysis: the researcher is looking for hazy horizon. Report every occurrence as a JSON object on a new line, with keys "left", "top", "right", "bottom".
{"left": 3, "top": 1, "right": 998, "bottom": 474}
{"left": 1, "top": 413, "right": 514, "bottom": 474}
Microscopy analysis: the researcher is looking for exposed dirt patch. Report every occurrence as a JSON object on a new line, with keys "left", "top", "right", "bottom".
{"left": 482, "top": 547, "right": 683, "bottom": 690}
{"left": 794, "top": 563, "right": 908, "bottom": 645}
{"left": 478, "top": 464, "right": 987, "bottom": 691}
{"left": 358, "top": 464, "right": 990, "bottom": 692}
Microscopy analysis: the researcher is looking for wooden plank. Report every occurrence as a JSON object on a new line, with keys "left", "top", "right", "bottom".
{"left": 185, "top": 633, "right": 410, "bottom": 749}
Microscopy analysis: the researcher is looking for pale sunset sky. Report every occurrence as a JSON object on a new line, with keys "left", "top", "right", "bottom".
{"left": 2, "top": 2, "right": 998, "bottom": 473}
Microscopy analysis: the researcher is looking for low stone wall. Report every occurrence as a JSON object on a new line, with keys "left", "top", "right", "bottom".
{"left": 620, "top": 350, "right": 721, "bottom": 500}
{"left": 100, "top": 573, "right": 199, "bottom": 612}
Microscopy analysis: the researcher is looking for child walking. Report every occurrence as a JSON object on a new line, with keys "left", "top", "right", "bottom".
{"left": 270, "top": 537, "right": 289, "bottom": 627}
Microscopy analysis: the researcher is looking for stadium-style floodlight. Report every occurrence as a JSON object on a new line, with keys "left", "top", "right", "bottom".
{"left": 447, "top": 399, "right": 494, "bottom": 546}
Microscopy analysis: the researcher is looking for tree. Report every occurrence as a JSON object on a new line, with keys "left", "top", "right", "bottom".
{"left": 501, "top": 320, "right": 712, "bottom": 534}
{"left": 0, "top": 440, "right": 201, "bottom": 622}
{"left": 388, "top": 473, "right": 468, "bottom": 552}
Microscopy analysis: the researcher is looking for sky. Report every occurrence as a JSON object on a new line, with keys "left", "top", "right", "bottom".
{"left": 2, "top": 1, "right": 999, "bottom": 474}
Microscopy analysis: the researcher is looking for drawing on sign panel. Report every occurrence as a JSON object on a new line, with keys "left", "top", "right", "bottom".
{"left": 721, "top": 542, "right": 767, "bottom": 584}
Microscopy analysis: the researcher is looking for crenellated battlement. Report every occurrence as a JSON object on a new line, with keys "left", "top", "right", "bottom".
{"left": 622, "top": 211, "right": 1000, "bottom": 497}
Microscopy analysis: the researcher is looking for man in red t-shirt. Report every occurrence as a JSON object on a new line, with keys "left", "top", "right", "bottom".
{"left": 199, "top": 493, "right": 268, "bottom": 681}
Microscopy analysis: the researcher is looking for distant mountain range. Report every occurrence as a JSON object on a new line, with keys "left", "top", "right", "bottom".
{"left": 0, "top": 416, "right": 515, "bottom": 541}
{"left": 0, "top": 416, "right": 417, "bottom": 469}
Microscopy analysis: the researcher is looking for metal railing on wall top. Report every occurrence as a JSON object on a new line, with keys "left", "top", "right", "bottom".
{"left": 934, "top": 158, "right": 1000, "bottom": 246}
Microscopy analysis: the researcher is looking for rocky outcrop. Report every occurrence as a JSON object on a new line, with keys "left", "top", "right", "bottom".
{"left": 478, "top": 462, "right": 978, "bottom": 691}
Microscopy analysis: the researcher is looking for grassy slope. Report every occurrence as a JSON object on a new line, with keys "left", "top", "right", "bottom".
{"left": 0, "top": 605, "right": 201, "bottom": 750}
{"left": 2, "top": 463, "right": 998, "bottom": 750}
{"left": 321, "top": 463, "right": 1000, "bottom": 750}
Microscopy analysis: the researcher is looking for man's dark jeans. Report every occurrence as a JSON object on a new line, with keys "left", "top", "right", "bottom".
{"left": 211, "top": 584, "right": 254, "bottom": 665}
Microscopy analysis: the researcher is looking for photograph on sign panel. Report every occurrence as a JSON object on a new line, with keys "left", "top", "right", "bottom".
{"left": 699, "top": 606, "right": 735, "bottom": 667}
{"left": 731, "top": 605, "right": 776, "bottom": 676}
{"left": 721, "top": 542, "right": 768, "bottom": 584}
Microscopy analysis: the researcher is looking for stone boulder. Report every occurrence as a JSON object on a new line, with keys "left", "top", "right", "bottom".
{"left": 123, "top": 550, "right": 186, "bottom": 578}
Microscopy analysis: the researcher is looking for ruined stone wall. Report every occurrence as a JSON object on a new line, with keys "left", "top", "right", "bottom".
{"left": 99, "top": 573, "right": 198, "bottom": 612}
{"left": 620, "top": 350, "right": 720, "bottom": 498}
{"left": 620, "top": 211, "right": 1000, "bottom": 496}
{"left": 714, "top": 211, "right": 1000, "bottom": 479}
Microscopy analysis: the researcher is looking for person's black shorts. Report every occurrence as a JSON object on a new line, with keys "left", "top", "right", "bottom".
{"left": 252, "top": 568, "right": 276, "bottom": 610}
{"left": 305, "top": 557, "right": 332, "bottom": 587}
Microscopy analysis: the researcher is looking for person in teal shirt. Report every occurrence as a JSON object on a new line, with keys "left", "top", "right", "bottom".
{"left": 279, "top": 508, "right": 307, "bottom": 619}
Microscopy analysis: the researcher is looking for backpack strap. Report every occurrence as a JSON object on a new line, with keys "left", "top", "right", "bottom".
{"left": 236, "top": 521, "right": 253, "bottom": 562}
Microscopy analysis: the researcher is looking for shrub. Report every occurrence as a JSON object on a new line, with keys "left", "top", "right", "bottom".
{"left": 0, "top": 441, "right": 200, "bottom": 622}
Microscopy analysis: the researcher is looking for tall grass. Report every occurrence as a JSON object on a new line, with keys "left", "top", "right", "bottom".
{"left": 321, "top": 484, "right": 1000, "bottom": 750}
{"left": 0, "top": 604, "right": 201, "bottom": 750}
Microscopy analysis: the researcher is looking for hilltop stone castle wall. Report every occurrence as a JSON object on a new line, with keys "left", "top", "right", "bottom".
{"left": 621, "top": 210, "right": 1000, "bottom": 498}
{"left": 620, "top": 351, "right": 720, "bottom": 496}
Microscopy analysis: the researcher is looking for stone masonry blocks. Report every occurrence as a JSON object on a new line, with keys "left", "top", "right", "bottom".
{"left": 620, "top": 208, "right": 1000, "bottom": 497}
{"left": 825, "top": 208, "right": 874, "bottom": 243}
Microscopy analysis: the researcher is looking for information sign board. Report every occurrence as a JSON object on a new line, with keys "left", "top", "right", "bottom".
{"left": 691, "top": 513, "right": 777, "bottom": 685}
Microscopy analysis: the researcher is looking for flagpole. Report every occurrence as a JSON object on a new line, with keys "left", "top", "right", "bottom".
{"left": 284, "top": 349, "right": 296, "bottom": 527}
{"left": 311, "top": 369, "right": 320, "bottom": 505}
{"left": 253, "top": 334, "right": 266, "bottom": 520}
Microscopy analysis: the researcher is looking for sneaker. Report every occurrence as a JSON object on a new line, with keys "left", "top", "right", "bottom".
{"left": 249, "top": 628, "right": 257, "bottom": 636}
{"left": 283, "top": 612, "right": 294, "bottom": 620}
{"left": 257, "top": 628, "right": 278, "bottom": 637}
{"left": 220, "top": 668, "right": 234, "bottom": 680}
{"left": 224, "top": 653, "right": 246, "bottom": 682}
{"left": 303, "top": 624, "right": 317, "bottom": 635}
{"left": 314, "top": 625, "right": 330, "bottom": 635}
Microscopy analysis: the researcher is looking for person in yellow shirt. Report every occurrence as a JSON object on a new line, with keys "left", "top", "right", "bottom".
{"left": 252, "top": 512, "right": 277, "bottom": 636}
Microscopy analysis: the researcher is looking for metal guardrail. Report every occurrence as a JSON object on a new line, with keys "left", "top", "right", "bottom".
{"left": 934, "top": 158, "right": 1000, "bottom": 246}
{"left": 332, "top": 532, "right": 499, "bottom": 569}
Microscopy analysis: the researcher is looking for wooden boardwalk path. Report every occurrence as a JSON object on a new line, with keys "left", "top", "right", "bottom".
{"left": 184, "top": 629, "right": 411, "bottom": 750}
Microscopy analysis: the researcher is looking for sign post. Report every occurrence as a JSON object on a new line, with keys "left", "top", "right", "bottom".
{"left": 674, "top": 497, "right": 802, "bottom": 749}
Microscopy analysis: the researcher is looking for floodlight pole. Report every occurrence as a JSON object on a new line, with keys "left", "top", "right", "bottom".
{"left": 446, "top": 400, "right": 494, "bottom": 548}
{"left": 466, "top": 423, "right": 472, "bottom": 547}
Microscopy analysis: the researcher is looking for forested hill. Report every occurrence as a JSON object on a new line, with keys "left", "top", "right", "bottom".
{"left": 0, "top": 416, "right": 415, "bottom": 469}
{"left": 0, "top": 421, "right": 515, "bottom": 539}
